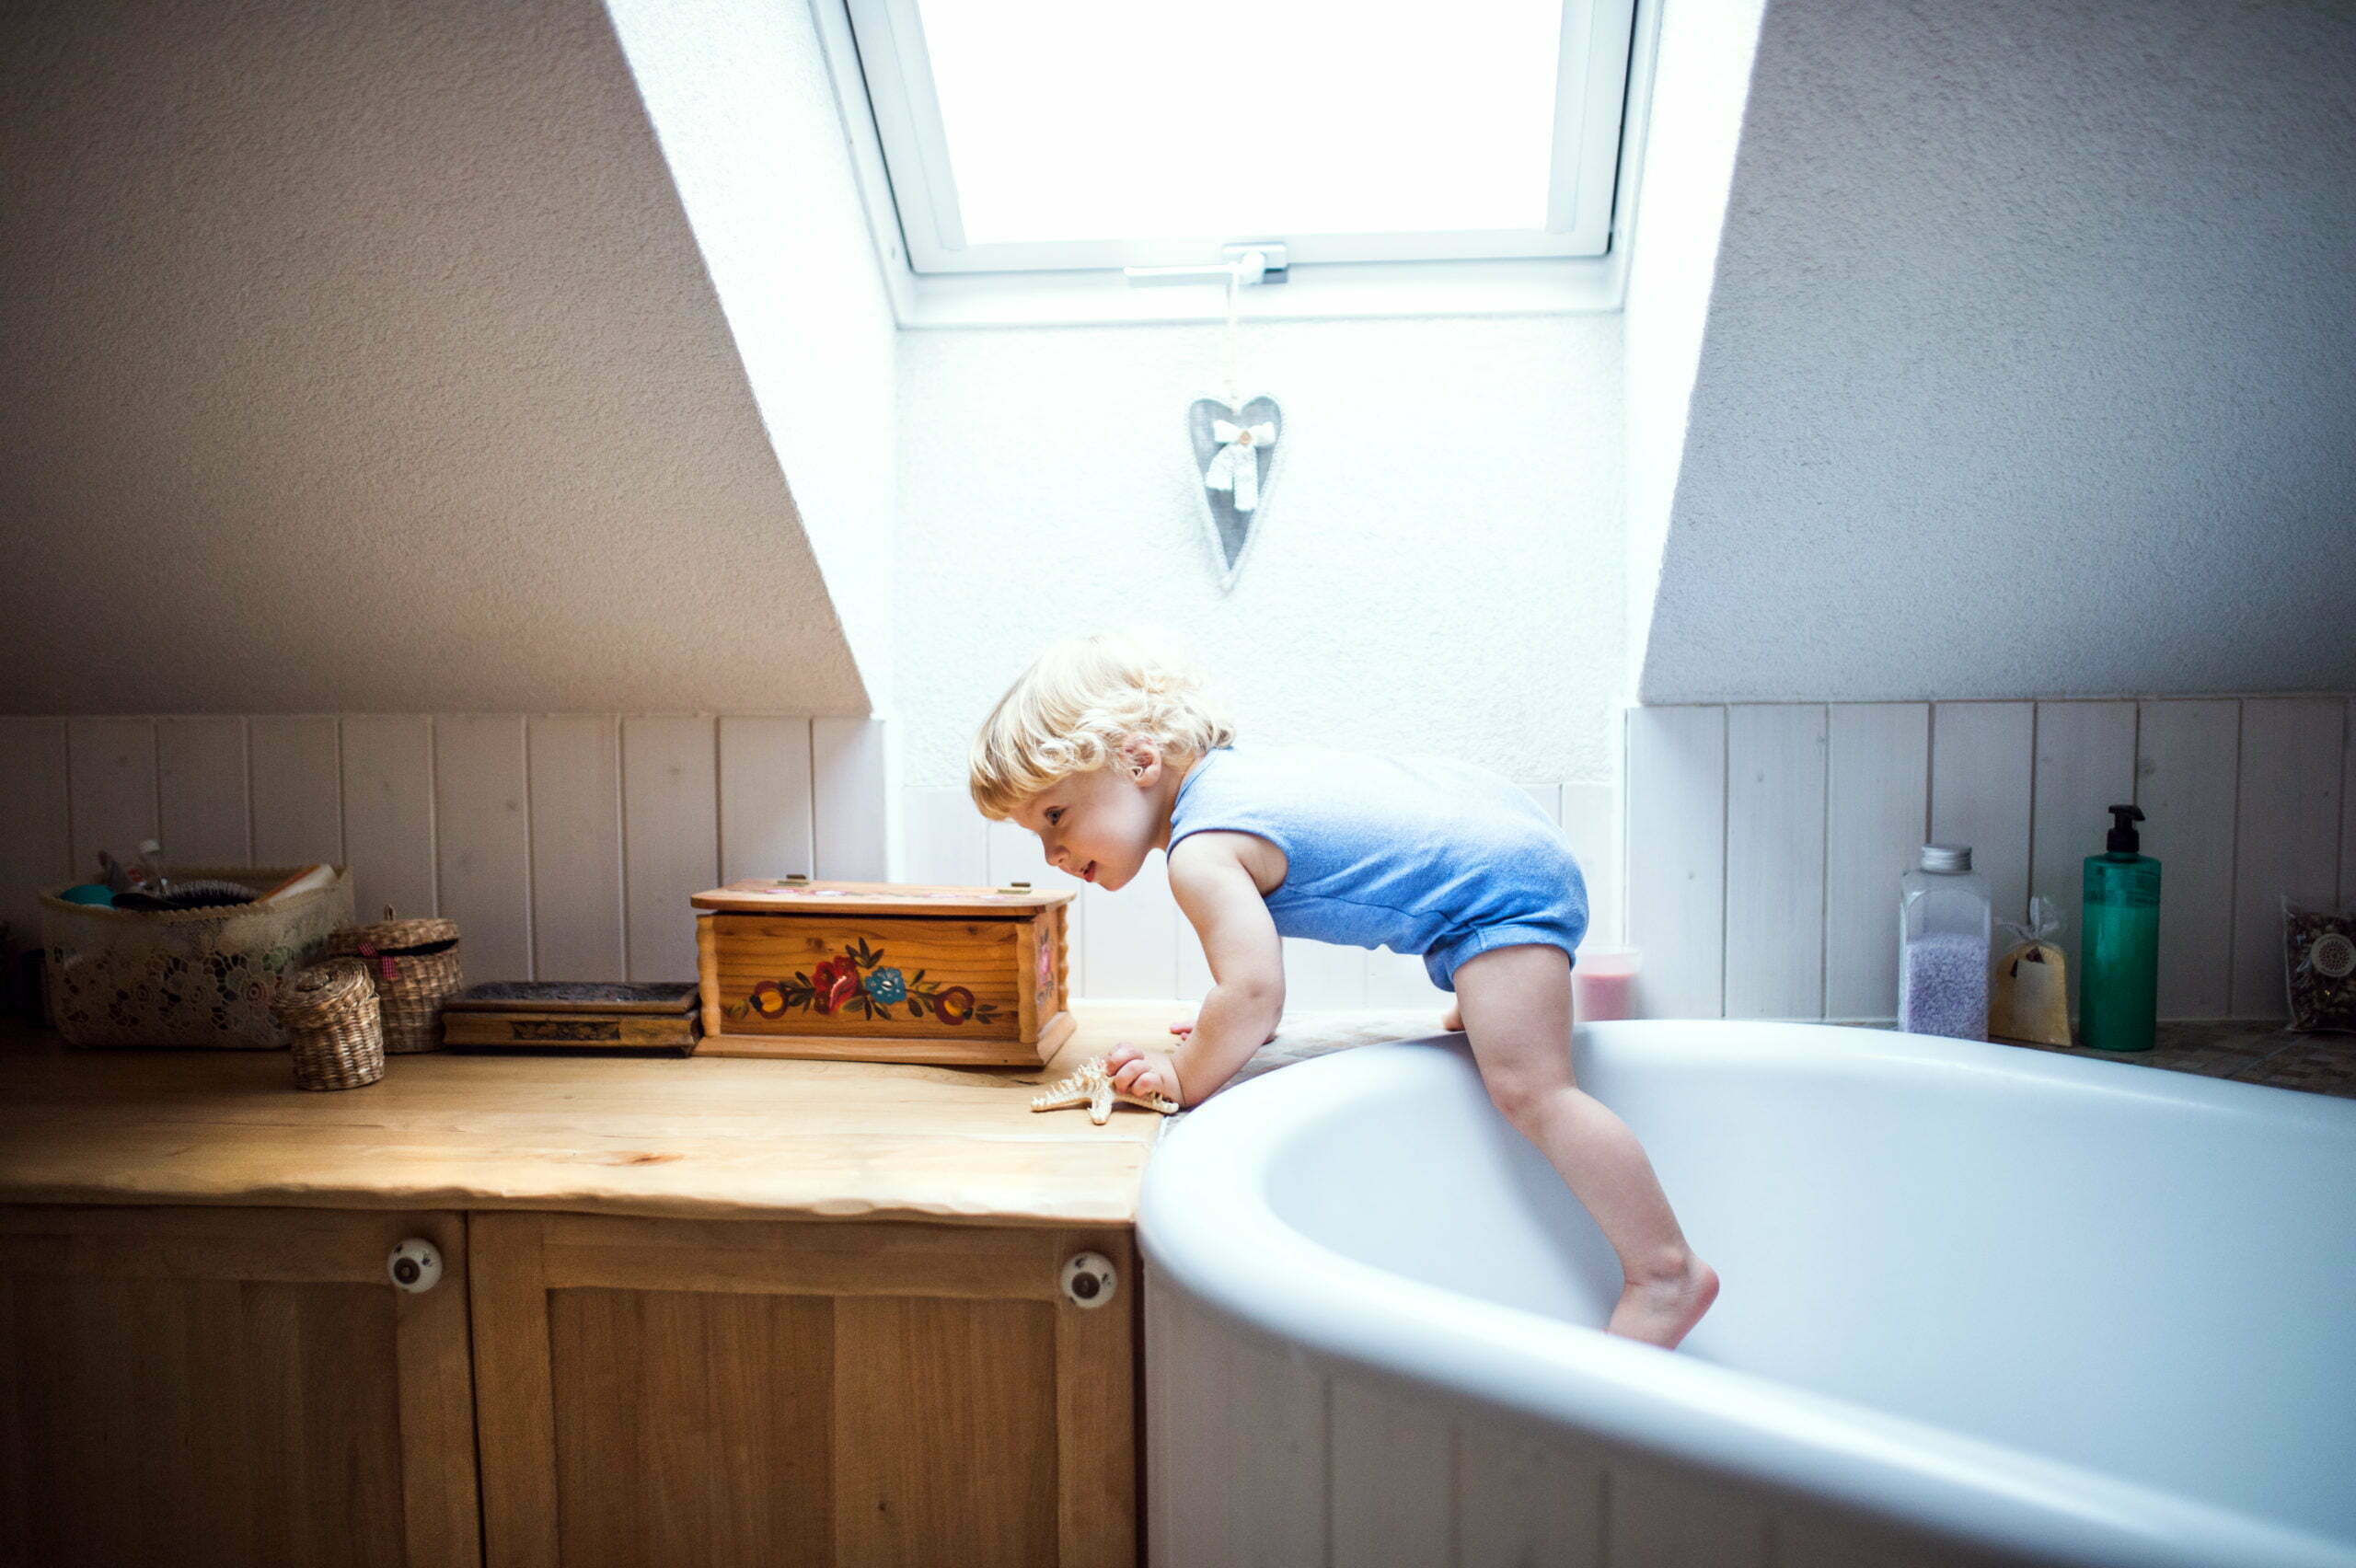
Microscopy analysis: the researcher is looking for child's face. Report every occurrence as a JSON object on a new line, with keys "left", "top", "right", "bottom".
{"left": 1012, "top": 740, "right": 1172, "bottom": 893}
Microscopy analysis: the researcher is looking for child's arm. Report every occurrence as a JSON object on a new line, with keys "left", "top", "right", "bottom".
{"left": 1104, "top": 834, "right": 1284, "bottom": 1106}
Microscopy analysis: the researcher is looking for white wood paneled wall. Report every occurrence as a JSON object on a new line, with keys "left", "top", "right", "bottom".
{"left": 1627, "top": 697, "right": 2354, "bottom": 1022}
{"left": 1143, "top": 1273, "right": 2022, "bottom": 1568}
{"left": 0, "top": 715, "right": 889, "bottom": 986}
{"left": 901, "top": 778, "right": 1624, "bottom": 1009}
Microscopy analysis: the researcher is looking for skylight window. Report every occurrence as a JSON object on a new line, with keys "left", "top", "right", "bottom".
{"left": 839, "top": 0, "right": 1637, "bottom": 278}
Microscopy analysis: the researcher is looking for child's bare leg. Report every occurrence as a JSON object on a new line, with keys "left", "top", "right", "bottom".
{"left": 1451, "top": 944, "right": 1718, "bottom": 1349}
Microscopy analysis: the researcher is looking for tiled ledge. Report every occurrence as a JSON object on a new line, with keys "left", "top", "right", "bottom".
{"left": 1162, "top": 1010, "right": 2356, "bottom": 1122}
{"left": 1981, "top": 1019, "right": 2355, "bottom": 1100}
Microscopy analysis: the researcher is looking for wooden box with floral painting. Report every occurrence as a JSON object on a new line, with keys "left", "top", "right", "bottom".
{"left": 689, "top": 877, "right": 1075, "bottom": 1066}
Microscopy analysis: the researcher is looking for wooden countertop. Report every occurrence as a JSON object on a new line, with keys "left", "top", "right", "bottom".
{"left": 0, "top": 1002, "right": 1205, "bottom": 1230}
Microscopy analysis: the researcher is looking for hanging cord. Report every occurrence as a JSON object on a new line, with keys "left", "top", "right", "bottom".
{"left": 1222, "top": 260, "right": 1242, "bottom": 411}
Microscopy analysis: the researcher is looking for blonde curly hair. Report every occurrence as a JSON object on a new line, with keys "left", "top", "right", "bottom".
{"left": 969, "top": 629, "right": 1236, "bottom": 821}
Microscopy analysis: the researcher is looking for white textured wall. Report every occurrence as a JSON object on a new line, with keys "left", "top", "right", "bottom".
{"left": 0, "top": 0, "right": 869, "bottom": 715}
{"left": 1641, "top": 0, "right": 2356, "bottom": 702}
{"left": 602, "top": 0, "right": 901, "bottom": 709}
{"left": 1622, "top": 0, "right": 1766, "bottom": 697}
{"left": 895, "top": 317, "right": 1625, "bottom": 791}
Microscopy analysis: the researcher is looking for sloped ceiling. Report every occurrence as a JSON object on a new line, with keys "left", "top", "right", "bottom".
{"left": 1639, "top": 0, "right": 2356, "bottom": 703}
{"left": 0, "top": 0, "right": 870, "bottom": 715}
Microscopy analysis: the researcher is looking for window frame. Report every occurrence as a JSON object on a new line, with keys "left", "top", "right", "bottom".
{"left": 806, "top": 0, "right": 1665, "bottom": 327}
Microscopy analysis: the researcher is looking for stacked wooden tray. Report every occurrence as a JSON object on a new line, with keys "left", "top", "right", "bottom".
{"left": 440, "top": 982, "right": 700, "bottom": 1056}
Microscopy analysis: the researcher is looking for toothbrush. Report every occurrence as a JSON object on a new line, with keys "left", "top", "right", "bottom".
{"left": 137, "top": 839, "right": 171, "bottom": 898}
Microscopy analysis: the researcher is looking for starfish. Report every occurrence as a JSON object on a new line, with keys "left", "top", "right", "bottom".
{"left": 1029, "top": 1054, "right": 1178, "bottom": 1124}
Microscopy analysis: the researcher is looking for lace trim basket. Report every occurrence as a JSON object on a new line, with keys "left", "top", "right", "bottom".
{"left": 39, "top": 866, "right": 355, "bottom": 1049}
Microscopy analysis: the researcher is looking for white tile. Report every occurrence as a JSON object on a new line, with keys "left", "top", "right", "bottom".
{"left": 1725, "top": 705, "right": 1827, "bottom": 1019}
{"left": 720, "top": 717, "right": 814, "bottom": 882}
{"left": 0, "top": 719, "right": 72, "bottom": 939}
{"left": 1558, "top": 780, "right": 1622, "bottom": 949}
{"left": 621, "top": 716, "right": 717, "bottom": 983}
{"left": 1365, "top": 945, "right": 1445, "bottom": 1007}
{"left": 1929, "top": 702, "right": 2032, "bottom": 925}
{"left": 1824, "top": 704, "right": 1929, "bottom": 1021}
{"left": 433, "top": 715, "right": 532, "bottom": 983}
{"left": 156, "top": 717, "right": 249, "bottom": 866}
{"left": 900, "top": 786, "right": 989, "bottom": 886}
{"left": 1082, "top": 849, "right": 1181, "bottom": 1000}
{"left": 65, "top": 717, "right": 156, "bottom": 876}
{"left": 1770, "top": 1502, "right": 2021, "bottom": 1568}
{"left": 1280, "top": 936, "right": 1368, "bottom": 1009}
{"left": 248, "top": 717, "right": 342, "bottom": 868}
{"left": 1608, "top": 1456, "right": 1771, "bottom": 1567}
{"left": 1328, "top": 1379, "right": 1452, "bottom": 1568}
{"left": 2231, "top": 698, "right": 2346, "bottom": 1016}
{"left": 2029, "top": 701, "right": 2139, "bottom": 1016}
{"left": 812, "top": 716, "right": 890, "bottom": 882}
{"left": 1625, "top": 706, "right": 1726, "bottom": 1019}
{"left": 1457, "top": 1423, "right": 1606, "bottom": 1568}
{"left": 2135, "top": 700, "right": 2238, "bottom": 1019}
{"left": 341, "top": 715, "right": 435, "bottom": 925}
{"left": 1144, "top": 1274, "right": 1326, "bottom": 1568}
{"left": 528, "top": 715, "right": 625, "bottom": 982}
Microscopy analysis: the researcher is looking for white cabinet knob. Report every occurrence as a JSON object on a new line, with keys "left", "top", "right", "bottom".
{"left": 388, "top": 1238, "right": 444, "bottom": 1293}
{"left": 1061, "top": 1251, "right": 1117, "bottom": 1309}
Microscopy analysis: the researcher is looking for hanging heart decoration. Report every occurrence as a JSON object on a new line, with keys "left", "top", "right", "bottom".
{"left": 1187, "top": 394, "right": 1282, "bottom": 594}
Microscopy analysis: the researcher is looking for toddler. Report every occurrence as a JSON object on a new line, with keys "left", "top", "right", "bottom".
{"left": 969, "top": 630, "right": 1718, "bottom": 1350}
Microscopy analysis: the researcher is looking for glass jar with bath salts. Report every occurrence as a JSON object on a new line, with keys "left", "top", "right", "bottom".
{"left": 1899, "top": 844, "right": 1992, "bottom": 1041}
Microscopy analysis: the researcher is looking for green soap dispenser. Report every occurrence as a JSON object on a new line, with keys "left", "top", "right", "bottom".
{"left": 2080, "top": 804, "right": 2161, "bottom": 1052}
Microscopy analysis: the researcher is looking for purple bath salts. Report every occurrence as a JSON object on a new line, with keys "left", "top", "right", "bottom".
{"left": 1900, "top": 931, "right": 1989, "bottom": 1040}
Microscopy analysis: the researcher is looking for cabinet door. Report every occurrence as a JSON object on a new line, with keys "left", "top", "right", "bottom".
{"left": 470, "top": 1214, "right": 1137, "bottom": 1568}
{"left": 0, "top": 1205, "right": 479, "bottom": 1568}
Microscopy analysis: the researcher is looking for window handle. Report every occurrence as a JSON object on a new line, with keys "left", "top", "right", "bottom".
{"left": 1124, "top": 242, "right": 1288, "bottom": 288}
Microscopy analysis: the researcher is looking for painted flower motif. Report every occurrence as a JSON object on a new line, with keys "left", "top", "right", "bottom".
{"left": 864, "top": 967, "right": 907, "bottom": 1004}
{"left": 750, "top": 980, "right": 788, "bottom": 1018}
{"left": 934, "top": 986, "right": 975, "bottom": 1025}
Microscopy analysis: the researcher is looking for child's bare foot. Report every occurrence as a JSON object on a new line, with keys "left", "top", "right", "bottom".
{"left": 1441, "top": 1004, "right": 1462, "bottom": 1032}
{"left": 1607, "top": 1254, "right": 1719, "bottom": 1350}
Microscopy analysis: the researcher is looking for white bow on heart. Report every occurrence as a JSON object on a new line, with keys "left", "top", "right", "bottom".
{"left": 1203, "top": 417, "right": 1276, "bottom": 513}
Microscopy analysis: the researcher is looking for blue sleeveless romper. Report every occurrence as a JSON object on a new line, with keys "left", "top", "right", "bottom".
{"left": 1165, "top": 744, "right": 1588, "bottom": 992}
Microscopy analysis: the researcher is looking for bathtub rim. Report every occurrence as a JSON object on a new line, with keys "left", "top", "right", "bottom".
{"left": 1139, "top": 1023, "right": 2356, "bottom": 1568}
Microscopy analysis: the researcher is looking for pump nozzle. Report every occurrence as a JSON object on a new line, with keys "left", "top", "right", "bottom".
{"left": 2105, "top": 803, "right": 2144, "bottom": 855}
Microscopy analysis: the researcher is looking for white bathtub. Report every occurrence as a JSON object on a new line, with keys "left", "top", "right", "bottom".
{"left": 1139, "top": 1020, "right": 2356, "bottom": 1568}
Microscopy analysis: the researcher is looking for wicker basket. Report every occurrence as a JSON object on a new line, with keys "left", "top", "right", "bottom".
{"left": 271, "top": 960, "right": 386, "bottom": 1090}
{"left": 329, "top": 908, "right": 462, "bottom": 1055}
{"left": 39, "top": 866, "right": 354, "bottom": 1048}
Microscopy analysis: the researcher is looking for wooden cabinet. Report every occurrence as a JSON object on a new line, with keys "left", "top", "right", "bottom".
{"left": 0, "top": 1205, "right": 1139, "bottom": 1568}
{"left": 0, "top": 1205, "right": 479, "bottom": 1568}
{"left": 469, "top": 1214, "right": 1138, "bottom": 1568}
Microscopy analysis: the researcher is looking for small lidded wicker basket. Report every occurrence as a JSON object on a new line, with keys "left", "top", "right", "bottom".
{"left": 328, "top": 908, "right": 462, "bottom": 1055}
{"left": 271, "top": 959, "right": 386, "bottom": 1090}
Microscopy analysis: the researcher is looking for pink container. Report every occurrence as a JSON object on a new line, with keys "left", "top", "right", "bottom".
{"left": 1572, "top": 945, "right": 1641, "bottom": 1021}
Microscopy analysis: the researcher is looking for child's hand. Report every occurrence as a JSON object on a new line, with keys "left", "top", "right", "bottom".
{"left": 1106, "top": 1042, "right": 1183, "bottom": 1105}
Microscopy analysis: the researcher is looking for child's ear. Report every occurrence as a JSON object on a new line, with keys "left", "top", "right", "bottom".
{"left": 1121, "top": 733, "right": 1161, "bottom": 782}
